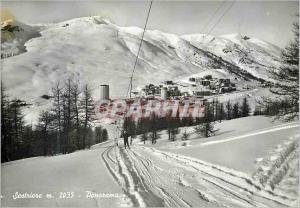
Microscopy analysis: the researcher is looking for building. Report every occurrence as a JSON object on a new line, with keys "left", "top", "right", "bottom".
{"left": 192, "top": 85, "right": 211, "bottom": 97}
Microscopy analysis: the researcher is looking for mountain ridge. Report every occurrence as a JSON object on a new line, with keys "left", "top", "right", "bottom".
{"left": 1, "top": 16, "right": 282, "bottom": 119}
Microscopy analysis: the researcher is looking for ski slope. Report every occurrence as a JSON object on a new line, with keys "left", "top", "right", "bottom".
{"left": 2, "top": 116, "right": 298, "bottom": 207}
{"left": 140, "top": 116, "right": 298, "bottom": 174}
{"left": 1, "top": 16, "right": 283, "bottom": 124}
{"left": 1, "top": 141, "right": 129, "bottom": 207}
{"left": 101, "top": 145, "right": 294, "bottom": 207}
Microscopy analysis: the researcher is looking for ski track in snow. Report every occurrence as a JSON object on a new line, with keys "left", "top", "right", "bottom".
{"left": 200, "top": 123, "right": 299, "bottom": 147}
{"left": 101, "top": 143, "right": 296, "bottom": 207}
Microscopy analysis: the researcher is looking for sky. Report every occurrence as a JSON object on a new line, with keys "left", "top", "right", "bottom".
{"left": 1, "top": 1, "right": 299, "bottom": 48}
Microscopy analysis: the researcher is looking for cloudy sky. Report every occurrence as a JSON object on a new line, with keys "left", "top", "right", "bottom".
{"left": 2, "top": 0, "right": 299, "bottom": 48}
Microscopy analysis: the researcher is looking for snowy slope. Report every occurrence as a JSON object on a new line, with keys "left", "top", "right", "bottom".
{"left": 1, "top": 16, "right": 284, "bottom": 123}
{"left": 136, "top": 116, "right": 298, "bottom": 173}
{"left": 2, "top": 17, "right": 203, "bottom": 101}
{"left": 1, "top": 19, "right": 41, "bottom": 58}
{"left": 1, "top": 141, "right": 129, "bottom": 207}
{"left": 182, "top": 33, "right": 282, "bottom": 81}
{"left": 2, "top": 129, "right": 296, "bottom": 207}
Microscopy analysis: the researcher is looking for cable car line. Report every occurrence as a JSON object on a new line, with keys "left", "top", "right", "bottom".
{"left": 206, "top": 1, "right": 236, "bottom": 39}
{"left": 114, "top": 1, "right": 153, "bottom": 135}
{"left": 127, "top": 0, "right": 153, "bottom": 99}
{"left": 200, "top": 1, "right": 235, "bottom": 45}
{"left": 200, "top": 0, "right": 228, "bottom": 35}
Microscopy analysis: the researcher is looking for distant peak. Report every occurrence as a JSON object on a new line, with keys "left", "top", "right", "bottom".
{"left": 90, "top": 16, "right": 113, "bottom": 25}
{"left": 220, "top": 33, "right": 251, "bottom": 40}
{"left": 221, "top": 33, "right": 242, "bottom": 39}
{"left": 57, "top": 16, "right": 113, "bottom": 27}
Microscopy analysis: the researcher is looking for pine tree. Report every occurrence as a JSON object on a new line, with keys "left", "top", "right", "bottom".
{"left": 216, "top": 103, "right": 226, "bottom": 122}
{"left": 81, "top": 84, "right": 94, "bottom": 148}
{"left": 95, "top": 126, "right": 108, "bottom": 143}
{"left": 170, "top": 111, "right": 180, "bottom": 141}
{"left": 226, "top": 100, "right": 232, "bottom": 120}
{"left": 22, "top": 124, "right": 37, "bottom": 158}
{"left": 62, "top": 78, "right": 73, "bottom": 153}
{"left": 181, "top": 113, "right": 194, "bottom": 127}
{"left": 194, "top": 101, "right": 216, "bottom": 138}
{"left": 149, "top": 112, "right": 160, "bottom": 144}
{"left": 95, "top": 126, "right": 102, "bottom": 143}
{"left": 1, "top": 83, "right": 29, "bottom": 161}
{"left": 170, "top": 125, "right": 180, "bottom": 141}
{"left": 194, "top": 124, "right": 203, "bottom": 136}
{"left": 263, "top": 19, "right": 299, "bottom": 121}
{"left": 36, "top": 111, "right": 52, "bottom": 156}
{"left": 10, "top": 99, "right": 25, "bottom": 159}
{"left": 241, "top": 97, "right": 250, "bottom": 117}
{"left": 212, "top": 98, "right": 219, "bottom": 121}
{"left": 137, "top": 118, "right": 149, "bottom": 144}
{"left": 1, "top": 82, "right": 12, "bottom": 162}
{"left": 71, "top": 81, "right": 81, "bottom": 149}
{"left": 232, "top": 102, "right": 240, "bottom": 119}
{"left": 102, "top": 129, "right": 108, "bottom": 142}
{"left": 202, "top": 101, "right": 216, "bottom": 137}
{"left": 182, "top": 128, "right": 190, "bottom": 141}
{"left": 51, "top": 82, "right": 63, "bottom": 154}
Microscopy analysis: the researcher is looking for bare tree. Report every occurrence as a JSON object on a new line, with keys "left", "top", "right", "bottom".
{"left": 51, "top": 82, "right": 63, "bottom": 153}
{"left": 80, "top": 84, "right": 94, "bottom": 148}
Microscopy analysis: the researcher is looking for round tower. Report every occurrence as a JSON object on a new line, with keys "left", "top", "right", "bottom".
{"left": 100, "top": 84, "right": 109, "bottom": 100}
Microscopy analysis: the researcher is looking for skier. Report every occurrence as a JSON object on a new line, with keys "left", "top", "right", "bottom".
{"left": 114, "top": 137, "right": 118, "bottom": 146}
{"left": 123, "top": 130, "right": 130, "bottom": 149}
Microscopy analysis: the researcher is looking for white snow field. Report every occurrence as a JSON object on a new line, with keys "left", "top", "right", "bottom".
{"left": 1, "top": 141, "right": 131, "bottom": 207}
{"left": 140, "top": 116, "right": 298, "bottom": 173}
{"left": 1, "top": 142, "right": 134, "bottom": 207}
{"left": 182, "top": 33, "right": 282, "bottom": 81}
{"left": 1, "top": 16, "right": 297, "bottom": 207}
{"left": 2, "top": 116, "right": 298, "bottom": 207}
{"left": 1, "top": 16, "right": 282, "bottom": 124}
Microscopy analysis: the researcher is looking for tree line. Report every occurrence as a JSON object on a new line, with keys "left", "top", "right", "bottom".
{"left": 122, "top": 97, "right": 251, "bottom": 144}
{"left": 255, "top": 20, "right": 299, "bottom": 121}
{"left": 1, "top": 79, "right": 108, "bottom": 163}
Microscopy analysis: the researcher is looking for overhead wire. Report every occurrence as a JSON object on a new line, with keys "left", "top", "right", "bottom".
{"left": 199, "top": 0, "right": 228, "bottom": 35}
{"left": 127, "top": 0, "right": 153, "bottom": 99}
{"left": 114, "top": 1, "right": 153, "bottom": 134}
{"left": 205, "top": 1, "right": 236, "bottom": 40}
{"left": 201, "top": 1, "right": 235, "bottom": 45}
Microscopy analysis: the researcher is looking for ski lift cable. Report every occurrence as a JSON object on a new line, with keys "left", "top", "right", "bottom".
{"left": 114, "top": 1, "right": 152, "bottom": 134}
{"left": 205, "top": 1, "right": 235, "bottom": 40}
{"left": 127, "top": 0, "right": 153, "bottom": 99}
{"left": 200, "top": 0, "right": 228, "bottom": 35}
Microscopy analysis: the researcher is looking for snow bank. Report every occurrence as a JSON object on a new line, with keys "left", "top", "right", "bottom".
{"left": 253, "top": 135, "right": 299, "bottom": 194}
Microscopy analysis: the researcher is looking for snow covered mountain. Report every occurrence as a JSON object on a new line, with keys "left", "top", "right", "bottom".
{"left": 182, "top": 33, "right": 282, "bottom": 81}
{"left": 1, "top": 16, "right": 282, "bottom": 121}
{"left": 1, "top": 19, "right": 41, "bottom": 58}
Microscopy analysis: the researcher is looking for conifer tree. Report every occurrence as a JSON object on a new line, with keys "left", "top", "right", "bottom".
{"left": 1, "top": 81, "right": 11, "bottom": 162}
{"left": 232, "top": 102, "right": 240, "bottom": 119}
{"left": 263, "top": 19, "right": 299, "bottom": 121}
{"left": 226, "top": 100, "right": 232, "bottom": 120}
{"left": 217, "top": 103, "right": 225, "bottom": 122}
{"left": 36, "top": 111, "right": 52, "bottom": 156}
{"left": 51, "top": 82, "right": 63, "bottom": 153}
{"left": 81, "top": 84, "right": 94, "bottom": 149}
{"left": 241, "top": 97, "right": 250, "bottom": 117}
